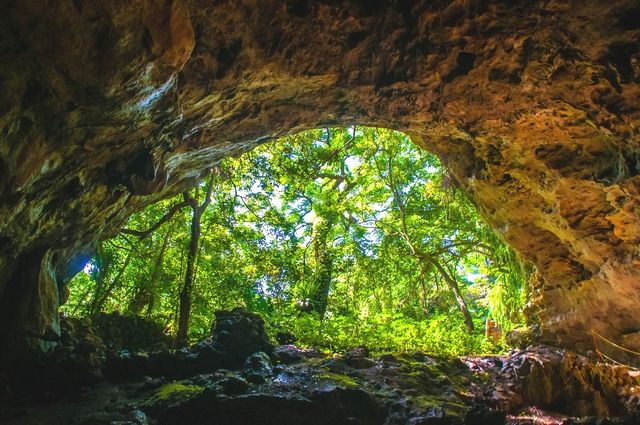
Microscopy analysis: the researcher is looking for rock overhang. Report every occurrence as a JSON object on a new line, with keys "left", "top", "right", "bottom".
{"left": 0, "top": 0, "right": 638, "bottom": 359}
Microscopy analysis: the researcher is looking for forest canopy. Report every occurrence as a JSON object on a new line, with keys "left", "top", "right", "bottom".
{"left": 62, "top": 127, "right": 529, "bottom": 356}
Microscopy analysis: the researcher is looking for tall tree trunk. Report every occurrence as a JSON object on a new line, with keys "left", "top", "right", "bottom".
{"left": 309, "top": 216, "right": 334, "bottom": 319}
{"left": 129, "top": 226, "right": 172, "bottom": 315}
{"left": 384, "top": 153, "right": 475, "bottom": 334}
{"left": 432, "top": 259, "right": 475, "bottom": 333}
{"left": 176, "top": 206, "right": 201, "bottom": 345}
{"left": 90, "top": 247, "right": 135, "bottom": 314}
{"left": 87, "top": 244, "right": 108, "bottom": 315}
{"left": 176, "top": 170, "right": 215, "bottom": 346}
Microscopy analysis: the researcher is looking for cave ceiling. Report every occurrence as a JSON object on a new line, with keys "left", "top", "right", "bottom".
{"left": 0, "top": 0, "right": 639, "bottom": 354}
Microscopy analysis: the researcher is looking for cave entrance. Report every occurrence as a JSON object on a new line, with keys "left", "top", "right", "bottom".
{"left": 62, "top": 127, "right": 528, "bottom": 354}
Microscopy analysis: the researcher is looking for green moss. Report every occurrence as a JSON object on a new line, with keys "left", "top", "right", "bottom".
{"left": 317, "top": 372, "right": 360, "bottom": 388}
{"left": 145, "top": 382, "right": 204, "bottom": 408}
{"left": 411, "top": 395, "right": 466, "bottom": 419}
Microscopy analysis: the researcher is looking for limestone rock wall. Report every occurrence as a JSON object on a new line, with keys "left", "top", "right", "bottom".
{"left": 0, "top": 0, "right": 638, "bottom": 355}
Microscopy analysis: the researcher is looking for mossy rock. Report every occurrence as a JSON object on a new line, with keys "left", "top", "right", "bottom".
{"left": 411, "top": 395, "right": 467, "bottom": 420}
{"left": 317, "top": 372, "right": 360, "bottom": 388}
{"left": 144, "top": 382, "right": 204, "bottom": 411}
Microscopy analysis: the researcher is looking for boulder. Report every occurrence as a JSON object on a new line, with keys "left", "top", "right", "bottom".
{"left": 209, "top": 309, "right": 274, "bottom": 366}
{"left": 243, "top": 351, "right": 273, "bottom": 384}
{"left": 91, "top": 313, "right": 172, "bottom": 352}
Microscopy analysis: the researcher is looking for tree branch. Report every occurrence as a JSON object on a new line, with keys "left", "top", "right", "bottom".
{"left": 198, "top": 169, "right": 216, "bottom": 213}
{"left": 121, "top": 200, "right": 190, "bottom": 239}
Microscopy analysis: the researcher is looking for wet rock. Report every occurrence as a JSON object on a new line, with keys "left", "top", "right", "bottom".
{"left": 407, "top": 406, "right": 449, "bottom": 425}
{"left": 219, "top": 375, "right": 249, "bottom": 395}
{"left": 105, "top": 350, "right": 152, "bottom": 381}
{"left": 4, "top": 345, "right": 640, "bottom": 425}
{"left": 150, "top": 349, "right": 197, "bottom": 377}
{"left": 464, "top": 404, "right": 506, "bottom": 425}
{"left": 379, "top": 354, "right": 398, "bottom": 363}
{"left": 105, "top": 349, "right": 197, "bottom": 382}
{"left": 143, "top": 376, "right": 165, "bottom": 389}
{"left": 310, "top": 387, "right": 386, "bottom": 424}
{"left": 102, "top": 310, "right": 276, "bottom": 382}
{"left": 79, "top": 409, "right": 149, "bottom": 425}
{"left": 243, "top": 351, "right": 273, "bottom": 384}
{"left": 141, "top": 351, "right": 386, "bottom": 425}
{"left": 113, "top": 409, "right": 149, "bottom": 425}
{"left": 274, "top": 345, "right": 322, "bottom": 365}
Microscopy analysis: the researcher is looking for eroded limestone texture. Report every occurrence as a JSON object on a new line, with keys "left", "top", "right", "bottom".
{"left": 0, "top": 0, "right": 638, "bottom": 355}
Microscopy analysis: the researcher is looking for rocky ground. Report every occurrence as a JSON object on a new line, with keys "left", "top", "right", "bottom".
{"left": 1, "top": 310, "right": 639, "bottom": 425}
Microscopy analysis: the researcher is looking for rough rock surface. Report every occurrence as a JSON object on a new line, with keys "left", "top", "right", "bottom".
{"left": 208, "top": 308, "right": 275, "bottom": 363}
{"left": 2, "top": 342, "right": 639, "bottom": 425}
{"left": 466, "top": 347, "right": 640, "bottom": 418}
{"left": 105, "top": 308, "right": 274, "bottom": 381}
{"left": 90, "top": 312, "right": 173, "bottom": 351}
{"left": 0, "top": 0, "right": 639, "bottom": 357}
{"left": 2, "top": 311, "right": 639, "bottom": 422}
{"left": 2, "top": 316, "right": 106, "bottom": 398}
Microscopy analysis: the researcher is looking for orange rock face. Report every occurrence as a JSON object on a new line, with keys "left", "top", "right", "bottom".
{"left": 0, "top": 0, "right": 638, "bottom": 355}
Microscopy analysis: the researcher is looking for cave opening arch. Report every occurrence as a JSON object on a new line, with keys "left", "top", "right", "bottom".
{"left": 0, "top": 0, "right": 637, "bottom": 364}
{"left": 60, "top": 125, "right": 531, "bottom": 351}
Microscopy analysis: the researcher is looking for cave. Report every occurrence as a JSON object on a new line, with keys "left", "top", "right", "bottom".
{"left": 1, "top": 0, "right": 639, "bottom": 423}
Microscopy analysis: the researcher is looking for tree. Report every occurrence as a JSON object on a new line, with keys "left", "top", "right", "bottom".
{"left": 176, "top": 170, "right": 215, "bottom": 346}
{"left": 128, "top": 225, "right": 174, "bottom": 316}
{"left": 62, "top": 127, "right": 528, "bottom": 353}
{"left": 371, "top": 133, "right": 476, "bottom": 332}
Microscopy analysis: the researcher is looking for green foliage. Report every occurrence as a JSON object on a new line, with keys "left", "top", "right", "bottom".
{"left": 266, "top": 307, "right": 503, "bottom": 357}
{"left": 486, "top": 247, "right": 530, "bottom": 332}
{"left": 62, "top": 127, "right": 529, "bottom": 355}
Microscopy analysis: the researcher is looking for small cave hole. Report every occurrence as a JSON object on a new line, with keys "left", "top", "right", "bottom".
{"left": 444, "top": 52, "right": 476, "bottom": 83}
